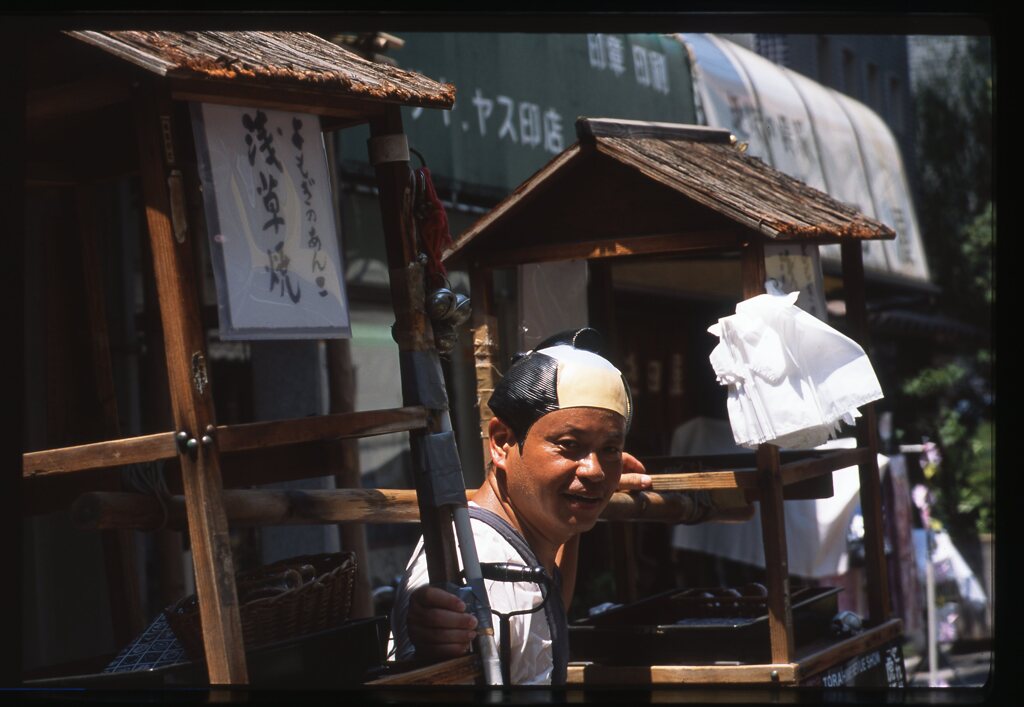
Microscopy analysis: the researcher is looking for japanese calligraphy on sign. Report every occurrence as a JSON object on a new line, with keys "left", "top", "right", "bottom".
{"left": 191, "top": 103, "right": 351, "bottom": 340}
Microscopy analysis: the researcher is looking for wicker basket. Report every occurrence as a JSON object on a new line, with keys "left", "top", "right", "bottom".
{"left": 165, "top": 552, "right": 357, "bottom": 661}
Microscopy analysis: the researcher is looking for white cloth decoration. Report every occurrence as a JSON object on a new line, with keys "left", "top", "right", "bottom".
{"left": 708, "top": 282, "right": 884, "bottom": 449}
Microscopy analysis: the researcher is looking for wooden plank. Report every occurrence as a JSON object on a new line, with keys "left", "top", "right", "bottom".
{"left": 23, "top": 407, "right": 428, "bottom": 478}
{"left": 757, "top": 443, "right": 794, "bottom": 664}
{"left": 134, "top": 79, "right": 247, "bottom": 685}
{"left": 73, "top": 488, "right": 422, "bottom": 531}
{"left": 73, "top": 489, "right": 715, "bottom": 531}
{"left": 577, "top": 117, "right": 734, "bottom": 144}
{"left": 567, "top": 661, "right": 798, "bottom": 685}
{"left": 215, "top": 406, "right": 429, "bottom": 453}
{"left": 793, "top": 619, "right": 903, "bottom": 683}
{"left": 170, "top": 78, "right": 382, "bottom": 121}
{"left": 325, "top": 340, "right": 374, "bottom": 620}
{"left": 650, "top": 470, "right": 752, "bottom": 491}
{"left": 645, "top": 449, "right": 870, "bottom": 490}
{"left": 367, "top": 655, "right": 480, "bottom": 686}
{"left": 779, "top": 448, "right": 872, "bottom": 486}
{"left": 473, "top": 231, "right": 739, "bottom": 270}
{"left": 841, "top": 242, "right": 890, "bottom": 624}
{"left": 23, "top": 432, "right": 179, "bottom": 477}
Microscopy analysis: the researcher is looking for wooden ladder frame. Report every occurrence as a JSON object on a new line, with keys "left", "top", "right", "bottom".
{"left": 22, "top": 75, "right": 466, "bottom": 685}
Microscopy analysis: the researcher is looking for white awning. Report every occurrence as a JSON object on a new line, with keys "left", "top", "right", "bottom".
{"left": 679, "top": 33, "right": 930, "bottom": 284}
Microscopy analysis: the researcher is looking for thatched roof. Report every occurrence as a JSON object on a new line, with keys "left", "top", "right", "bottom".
{"left": 445, "top": 119, "right": 894, "bottom": 268}
{"left": 67, "top": 30, "right": 455, "bottom": 109}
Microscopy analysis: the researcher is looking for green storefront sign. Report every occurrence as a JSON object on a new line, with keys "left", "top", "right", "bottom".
{"left": 339, "top": 32, "right": 697, "bottom": 195}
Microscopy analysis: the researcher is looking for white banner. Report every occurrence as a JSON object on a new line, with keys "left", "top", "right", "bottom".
{"left": 192, "top": 103, "right": 351, "bottom": 339}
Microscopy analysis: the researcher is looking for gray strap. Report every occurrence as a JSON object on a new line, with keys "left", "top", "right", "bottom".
{"left": 466, "top": 507, "right": 569, "bottom": 685}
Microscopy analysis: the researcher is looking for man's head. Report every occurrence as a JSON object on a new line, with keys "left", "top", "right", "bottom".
{"left": 487, "top": 328, "right": 633, "bottom": 446}
{"left": 486, "top": 329, "right": 633, "bottom": 547}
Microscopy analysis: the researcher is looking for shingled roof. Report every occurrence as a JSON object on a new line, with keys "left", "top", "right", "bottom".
{"left": 445, "top": 119, "right": 894, "bottom": 268}
{"left": 67, "top": 30, "right": 455, "bottom": 109}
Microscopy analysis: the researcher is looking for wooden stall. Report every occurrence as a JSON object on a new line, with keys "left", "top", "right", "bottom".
{"left": 440, "top": 118, "right": 905, "bottom": 687}
{"left": 22, "top": 30, "right": 461, "bottom": 686}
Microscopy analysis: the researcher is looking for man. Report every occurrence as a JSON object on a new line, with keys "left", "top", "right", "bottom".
{"left": 389, "top": 328, "right": 651, "bottom": 684}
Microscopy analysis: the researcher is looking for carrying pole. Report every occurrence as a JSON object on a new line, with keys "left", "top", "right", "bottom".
{"left": 368, "top": 106, "right": 502, "bottom": 685}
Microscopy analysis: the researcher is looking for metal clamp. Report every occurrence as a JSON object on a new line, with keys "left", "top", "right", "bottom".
{"left": 175, "top": 430, "right": 198, "bottom": 459}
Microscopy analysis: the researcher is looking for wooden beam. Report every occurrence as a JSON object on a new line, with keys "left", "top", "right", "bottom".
{"left": 73, "top": 489, "right": 423, "bottom": 531}
{"left": 134, "top": 79, "right": 247, "bottom": 684}
{"left": 567, "top": 661, "right": 798, "bottom": 685}
{"left": 23, "top": 432, "right": 179, "bottom": 478}
{"left": 793, "top": 619, "right": 903, "bottom": 683}
{"left": 23, "top": 406, "right": 429, "bottom": 478}
{"left": 367, "top": 655, "right": 480, "bottom": 686}
{"left": 841, "top": 241, "right": 890, "bottom": 624}
{"left": 576, "top": 117, "right": 734, "bottom": 144}
{"left": 472, "top": 230, "right": 740, "bottom": 270}
{"left": 757, "top": 443, "right": 795, "bottom": 664}
{"left": 171, "top": 78, "right": 383, "bottom": 121}
{"left": 650, "top": 470, "right": 752, "bottom": 491}
{"left": 214, "top": 406, "right": 429, "bottom": 453}
{"left": 72, "top": 489, "right": 711, "bottom": 531}
{"left": 646, "top": 448, "right": 871, "bottom": 491}
{"left": 779, "top": 448, "right": 872, "bottom": 487}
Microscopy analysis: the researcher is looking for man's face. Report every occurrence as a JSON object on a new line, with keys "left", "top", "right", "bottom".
{"left": 496, "top": 407, "right": 625, "bottom": 548}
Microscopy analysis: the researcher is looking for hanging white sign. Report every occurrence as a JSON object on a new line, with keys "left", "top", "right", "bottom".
{"left": 191, "top": 103, "right": 351, "bottom": 340}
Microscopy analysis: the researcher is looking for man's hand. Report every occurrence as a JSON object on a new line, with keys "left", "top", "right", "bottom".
{"left": 618, "top": 451, "right": 652, "bottom": 491}
{"left": 406, "top": 585, "right": 478, "bottom": 660}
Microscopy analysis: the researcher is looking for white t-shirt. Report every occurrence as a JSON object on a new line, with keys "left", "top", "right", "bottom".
{"left": 388, "top": 504, "right": 564, "bottom": 685}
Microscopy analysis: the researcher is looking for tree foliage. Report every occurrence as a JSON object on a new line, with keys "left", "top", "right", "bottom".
{"left": 903, "top": 36, "right": 994, "bottom": 537}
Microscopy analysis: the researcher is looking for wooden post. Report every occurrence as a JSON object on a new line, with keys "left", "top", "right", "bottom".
{"left": 133, "top": 81, "right": 247, "bottom": 684}
{"left": 840, "top": 241, "right": 891, "bottom": 624}
{"left": 138, "top": 207, "right": 190, "bottom": 612}
{"left": 74, "top": 183, "right": 146, "bottom": 646}
{"left": 326, "top": 338, "right": 374, "bottom": 619}
{"left": 368, "top": 105, "right": 460, "bottom": 586}
{"left": 756, "top": 443, "right": 794, "bottom": 663}
{"left": 743, "top": 236, "right": 794, "bottom": 663}
{"left": 470, "top": 268, "right": 499, "bottom": 474}
{"left": 588, "top": 259, "right": 637, "bottom": 603}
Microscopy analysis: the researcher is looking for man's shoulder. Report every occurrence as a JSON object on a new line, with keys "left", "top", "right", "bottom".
{"left": 469, "top": 515, "right": 528, "bottom": 563}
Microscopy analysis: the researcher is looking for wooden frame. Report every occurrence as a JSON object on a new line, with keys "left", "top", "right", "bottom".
{"left": 22, "top": 31, "right": 459, "bottom": 687}
{"left": 445, "top": 118, "right": 898, "bottom": 685}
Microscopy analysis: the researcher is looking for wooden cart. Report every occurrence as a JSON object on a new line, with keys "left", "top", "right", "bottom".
{"left": 440, "top": 118, "right": 905, "bottom": 687}
{"left": 22, "top": 30, "right": 463, "bottom": 685}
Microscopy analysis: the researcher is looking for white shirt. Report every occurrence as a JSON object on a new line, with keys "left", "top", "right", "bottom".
{"left": 388, "top": 504, "right": 558, "bottom": 685}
